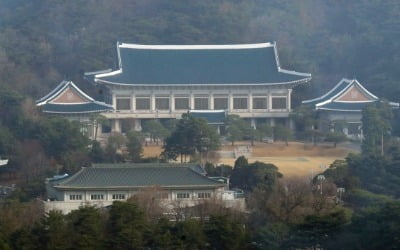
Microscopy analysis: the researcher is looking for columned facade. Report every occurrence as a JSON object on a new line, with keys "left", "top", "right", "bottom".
{"left": 104, "top": 85, "right": 295, "bottom": 133}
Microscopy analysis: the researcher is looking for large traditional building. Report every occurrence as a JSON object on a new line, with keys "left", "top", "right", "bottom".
{"left": 303, "top": 78, "right": 399, "bottom": 138}
{"left": 85, "top": 42, "right": 311, "bottom": 134}
{"left": 44, "top": 163, "right": 244, "bottom": 214}
{"left": 36, "top": 80, "right": 113, "bottom": 139}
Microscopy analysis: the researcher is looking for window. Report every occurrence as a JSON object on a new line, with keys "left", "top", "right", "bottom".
{"left": 155, "top": 98, "right": 170, "bottom": 110}
{"left": 271, "top": 97, "right": 287, "bottom": 110}
{"left": 69, "top": 194, "right": 82, "bottom": 200}
{"left": 175, "top": 98, "right": 189, "bottom": 110}
{"left": 253, "top": 97, "right": 267, "bottom": 109}
{"left": 194, "top": 98, "right": 209, "bottom": 110}
{"left": 156, "top": 192, "right": 169, "bottom": 199}
{"left": 101, "top": 124, "right": 111, "bottom": 133}
{"left": 112, "top": 194, "right": 126, "bottom": 200}
{"left": 116, "top": 98, "right": 131, "bottom": 110}
{"left": 90, "top": 194, "right": 104, "bottom": 200}
{"left": 348, "top": 123, "right": 361, "bottom": 135}
{"left": 197, "top": 192, "right": 211, "bottom": 199}
{"left": 233, "top": 98, "right": 248, "bottom": 109}
{"left": 136, "top": 98, "right": 150, "bottom": 110}
{"left": 214, "top": 98, "right": 228, "bottom": 109}
{"left": 177, "top": 192, "right": 190, "bottom": 199}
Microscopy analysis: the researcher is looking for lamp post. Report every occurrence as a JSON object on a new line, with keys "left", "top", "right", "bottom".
{"left": 317, "top": 175, "right": 325, "bottom": 195}
{"left": 337, "top": 187, "right": 345, "bottom": 202}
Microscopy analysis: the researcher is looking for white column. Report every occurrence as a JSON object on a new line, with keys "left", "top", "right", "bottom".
{"left": 251, "top": 118, "right": 256, "bottom": 129}
{"left": 229, "top": 93, "right": 234, "bottom": 111}
{"left": 190, "top": 93, "right": 195, "bottom": 110}
{"left": 151, "top": 93, "right": 156, "bottom": 111}
{"left": 112, "top": 93, "right": 117, "bottom": 110}
{"left": 343, "top": 127, "right": 348, "bottom": 136}
{"left": 269, "top": 118, "right": 275, "bottom": 127}
{"left": 287, "top": 89, "right": 292, "bottom": 111}
{"left": 131, "top": 93, "right": 135, "bottom": 111}
{"left": 170, "top": 93, "right": 175, "bottom": 112}
{"left": 133, "top": 119, "right": 142, "bottom": 131}
{"left": 209, "top": 93, "right": 214, "bottom": 110}
{"left": 268, "top": 93, "right": 272, "bottom": 111}
{"left": 248, "top": 93, "right": 253, "bottom": 112}
{"left": 112, "top": 119, "right": 121, "bottom": 133}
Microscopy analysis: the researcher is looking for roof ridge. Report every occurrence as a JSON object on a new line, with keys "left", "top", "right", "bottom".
{"left": 57, "top": 167, "right": 86, "bottom": 186}
{"left": 91, "top": 163, "right": 198, "bottom": 168}
{"left": 303, "top": 78, "right": 349, "bottom": 104}
{"left": 37, "top": 80, "right": 94, "bottom": 106}
{"left": 118, "top": 42, "right": 275, "bottom": 50}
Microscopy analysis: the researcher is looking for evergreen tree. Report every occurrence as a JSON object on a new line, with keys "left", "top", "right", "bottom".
{"left": 108, "top": 201, "right": 148, "bottom": 249}
{"left": 162, "top": 114, "right": 220, "bottom": 162}
{"left": 126, "top": 131, "right": 143, "bottom": 163}
{"left": 66, "top": 206, "right": 105, "bottom": 250}
{"left": 362, "top": 102, "right": 393, "bottom": 155}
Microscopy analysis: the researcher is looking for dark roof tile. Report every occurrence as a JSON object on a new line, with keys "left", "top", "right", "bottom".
{"left": 55, "top": 164, "right": 223, "bottom": 189}
{"left": 94, "top": 43, "right": 311, "bottom": 85}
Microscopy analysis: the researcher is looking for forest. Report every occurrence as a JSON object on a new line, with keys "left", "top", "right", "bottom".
{"left": 0, "top": 0, "right": 399, "bottom": 104}
{"left": 0, "top": 0, "right": 400, "bottom": 249}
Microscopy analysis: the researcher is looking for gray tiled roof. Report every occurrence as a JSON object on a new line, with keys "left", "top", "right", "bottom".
{"left": 55, "top": 164, "right": 223, "bottom": 189}
{"left": 93, "top": 43, "right": 311, "bottom": 85}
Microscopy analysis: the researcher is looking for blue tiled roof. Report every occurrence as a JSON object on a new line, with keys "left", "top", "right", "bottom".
{"left": 42, "top": 102, "right": 113, "bottom": 114}
{"left": 317, "top": 102, "right": 374, "bottom": 111}
{"left": 54, "top": 164, "right": 224, "bottom": 189}
{"left": 303, "top": 79, "right": 354, "bottom": 106}
{"left": 36, "top": 80, "right": 113, "bottom": 114}
{"left": 302, "top": 78, "right": 384, "bottom": 112}
{"left": 93, "top": 43, "right": 311, "bottom": 85}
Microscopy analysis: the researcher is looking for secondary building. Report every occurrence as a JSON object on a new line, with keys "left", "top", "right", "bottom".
{"left": 85, "top": 42, "right": 311, "bottom": 134}
{"left": 302, "top": 78, "right": 399, "bottom": 138}
{"left": 44, "top": 163, "right": 244, "bottom": 214}
{"left": 36, "top": 80, "right": 113, "bottom": 139}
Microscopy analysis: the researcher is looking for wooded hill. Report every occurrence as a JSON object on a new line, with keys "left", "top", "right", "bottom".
{"left": 0, "top": 0, "right": 399, "bottom": 106}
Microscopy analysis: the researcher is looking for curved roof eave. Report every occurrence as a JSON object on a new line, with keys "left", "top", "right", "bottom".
{"left": 302, "top": 78, "right": 352, "bottom": 105}
{"left": 36, "top": 81, "right": 96, "bottom": 106}
{"left": 42, "top": 110, "right": 113, "bottom": 114}
{"left": 317, "top": 107, "right": 363, "bottom": 112}
{"left": 94, "top": 77, "right": 311, "bottom": 87}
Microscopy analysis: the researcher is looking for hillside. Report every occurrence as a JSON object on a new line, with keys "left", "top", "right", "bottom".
{"left": 0, "top": 0, "right": 399, "bottom": 106}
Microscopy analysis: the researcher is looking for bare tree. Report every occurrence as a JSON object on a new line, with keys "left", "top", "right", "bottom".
{"left": 128, "top": 186, "right": 165, "bottom": 222}
{"left": 248, "top": 178, "right": 339, "bottom": 225}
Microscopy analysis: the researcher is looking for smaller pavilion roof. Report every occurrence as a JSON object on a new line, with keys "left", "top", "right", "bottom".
{"left": 36, "top": 80, "right": 113, "bottom": 114}
{"left": 52, "top": 164, "right": 224, "bottom": 190}
{"left": 189, "top": 110, "right": 226, "bottom": 125}
{"left": 302, "top": 78, "right": 399, "bottom": 112}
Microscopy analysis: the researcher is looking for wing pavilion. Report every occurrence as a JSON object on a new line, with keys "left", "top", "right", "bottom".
{"left": 303, "top": 78, "right": 399, "bottom": 138}
{"left": 36, "top": 80, "right": 113, "bottom": 139}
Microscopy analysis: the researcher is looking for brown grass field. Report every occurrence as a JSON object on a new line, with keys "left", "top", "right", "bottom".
{"left": 143, "top": 141, "right": 356, "bottom": 178}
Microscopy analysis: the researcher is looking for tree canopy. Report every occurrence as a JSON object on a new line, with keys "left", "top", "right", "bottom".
{"left": 162, "top": 114, "right": 220, "bottom": 162}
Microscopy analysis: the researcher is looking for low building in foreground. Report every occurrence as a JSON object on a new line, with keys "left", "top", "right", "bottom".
{"left": 44, "top": 163, "right": 244, "bottom": 214}
{"left": 303, "top": 78, "right": 399, "bottom": 138}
